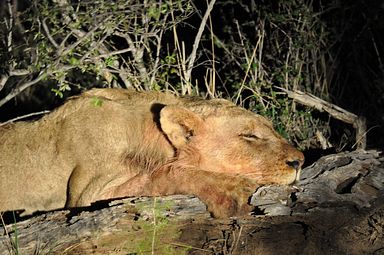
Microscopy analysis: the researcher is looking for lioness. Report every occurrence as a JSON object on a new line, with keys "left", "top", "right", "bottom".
{"left": 0, "top": 88, "right": 303, "bottom": 218}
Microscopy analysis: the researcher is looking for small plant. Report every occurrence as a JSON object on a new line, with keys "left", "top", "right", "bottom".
{"left": 90, "top": 97, "right": 103, "bottom": 107}
{"left": 93, "top": 198, "right": 190, "bottom": 254}
{"left": 0, "top": 212, "right": 20, "bottom": 255}
{"left": 130, "top": 198, "right": 187, "bottom": 255}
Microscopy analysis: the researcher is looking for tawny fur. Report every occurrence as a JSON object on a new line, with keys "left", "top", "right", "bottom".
{"left": 0, "top": 88, "right": 304, "bottom": 218}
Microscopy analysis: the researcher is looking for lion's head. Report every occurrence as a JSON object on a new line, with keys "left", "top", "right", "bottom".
{"left": 159, "top": 98, "right": 304, "bottom": 185}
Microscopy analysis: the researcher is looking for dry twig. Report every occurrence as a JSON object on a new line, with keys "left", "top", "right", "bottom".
{"left": 281, "top": 88, "right": 367, "bottom": 149}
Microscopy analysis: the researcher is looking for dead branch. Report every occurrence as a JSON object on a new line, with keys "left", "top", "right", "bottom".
{"left": 0, "top": 72, "right": 47, "bottom": 108}
{"left": 184, "top": 0, "right": 216, "bottom": 87}
{"left": 0, "top": 110, "right": 50, "bottom": 126}
{"left": 281, "top": 88, "right": 367, "bottom": 149}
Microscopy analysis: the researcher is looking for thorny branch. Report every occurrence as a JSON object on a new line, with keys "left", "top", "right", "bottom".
{"left": 0, "top": 0, "right": 193, "bottom": 109}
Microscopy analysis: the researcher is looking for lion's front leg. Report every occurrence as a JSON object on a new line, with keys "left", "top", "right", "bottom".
{"left": 65, "top": 165, "right": 104, "bottom": 208}
{"left": 151, "top": 168, "right": 258, "bottom": 218}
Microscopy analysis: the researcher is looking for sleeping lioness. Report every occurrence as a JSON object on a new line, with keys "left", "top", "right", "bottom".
{"left": 0, "top": 88, "right": 304, "bottom": 218}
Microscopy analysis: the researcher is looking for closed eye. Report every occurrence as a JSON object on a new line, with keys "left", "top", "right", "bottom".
{"left": 239, "top": 133, "right": 260, "bottom": 142}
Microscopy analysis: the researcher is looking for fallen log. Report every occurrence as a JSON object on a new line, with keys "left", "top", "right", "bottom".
{"left": 1, "top": 150, "right": 383, "bottom": 254}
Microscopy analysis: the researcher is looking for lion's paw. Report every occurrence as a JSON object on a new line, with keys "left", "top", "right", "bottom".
{"left": 200, "top": 178, "right": 258, "bottom": 218}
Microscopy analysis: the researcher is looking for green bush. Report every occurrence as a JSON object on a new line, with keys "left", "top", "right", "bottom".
{"left": 0, "top": 0, "right": 346, "bottom": 150}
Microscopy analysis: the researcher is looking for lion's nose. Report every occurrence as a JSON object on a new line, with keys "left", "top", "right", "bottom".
{"left": 286, "top": 160, "right": 302, "bottom": 170}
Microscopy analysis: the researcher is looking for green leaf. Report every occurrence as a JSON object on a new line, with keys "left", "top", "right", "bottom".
{"left": 69, "top": 57, "right": 80, "bottom": 66}
{"left": 51, "top": 88, "right": 64, "bottom": 98}
{"left": 91, "top": 97, "right": 104, "bottom": 107}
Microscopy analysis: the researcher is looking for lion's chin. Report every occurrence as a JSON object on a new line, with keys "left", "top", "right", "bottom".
{"left": 284, "top": 171, "right": 301, "bottom": 185}
{"left": 260, "top": 170, "right": 300, "bottom": 185}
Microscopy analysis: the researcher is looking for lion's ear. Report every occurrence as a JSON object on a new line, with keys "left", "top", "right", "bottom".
{"left": 160, "top": 106, "right": 204, "bottom": 148}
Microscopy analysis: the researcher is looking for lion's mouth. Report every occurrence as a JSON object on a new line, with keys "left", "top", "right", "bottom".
{"left": 295, "top": 168, "right": 301, "bottom": 182}
{"left": 277, "top": 168, "right": 301, "bottom": 185}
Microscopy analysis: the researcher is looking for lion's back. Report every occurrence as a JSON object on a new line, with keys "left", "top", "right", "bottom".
{"left": 82, "top": 88, "right": 181, "bottom": 106}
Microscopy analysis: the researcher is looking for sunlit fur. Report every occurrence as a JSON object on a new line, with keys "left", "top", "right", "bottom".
{"left": 0, "top": 88, "right": 303, "bottom": 217}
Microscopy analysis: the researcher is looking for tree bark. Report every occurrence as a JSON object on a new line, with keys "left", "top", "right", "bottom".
{"left": 1, "top": 150, "right": 383, "bottom": 254}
